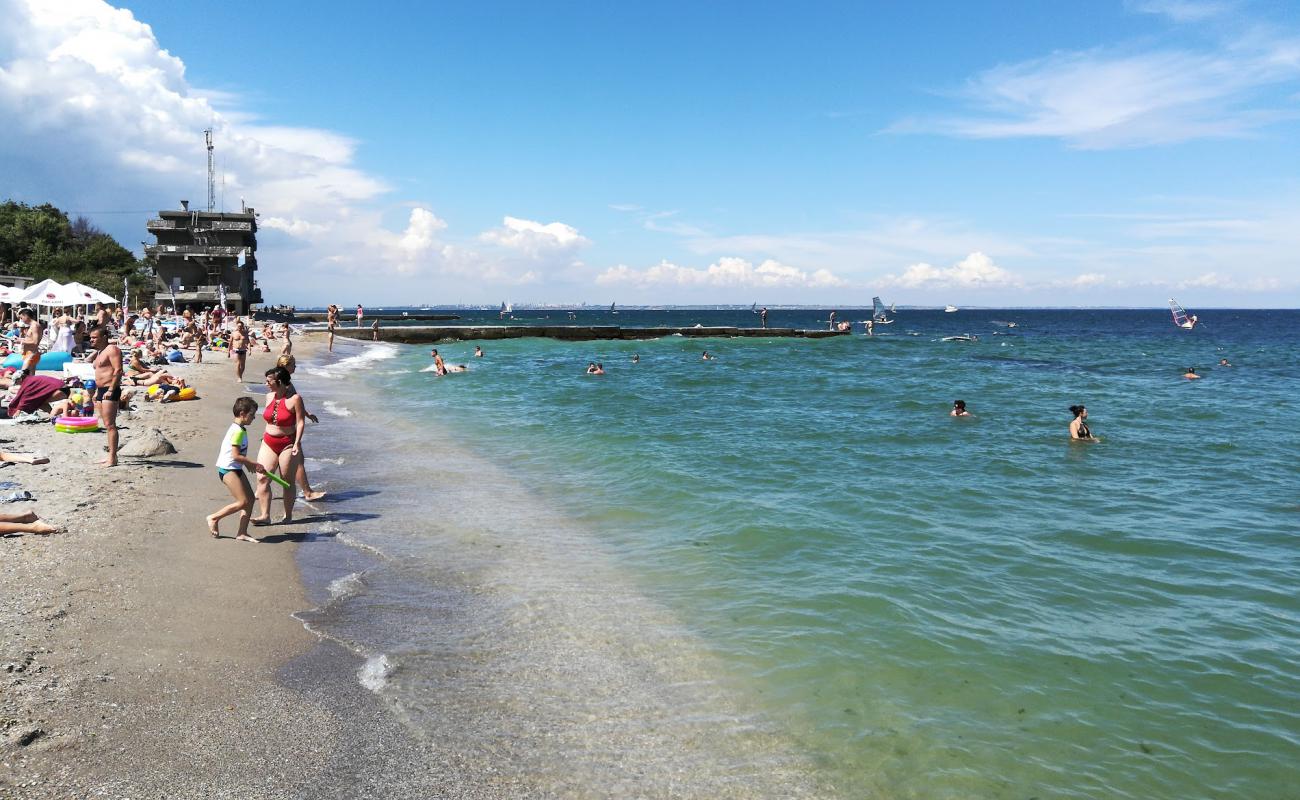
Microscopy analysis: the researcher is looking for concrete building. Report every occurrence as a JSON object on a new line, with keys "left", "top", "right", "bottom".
{"left": 0, "top": 275, "right": 34, "bottom": 290}
{"left": 144, "top": 200, "right": 263, "bottom": 313}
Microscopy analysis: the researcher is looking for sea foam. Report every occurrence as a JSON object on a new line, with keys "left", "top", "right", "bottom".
{"left": 358, "top": 653, "right": 394, "bottom": 693}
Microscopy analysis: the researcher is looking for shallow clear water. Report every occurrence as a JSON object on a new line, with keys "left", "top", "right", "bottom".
{"left": 292, "top": 308, "right": 1300, "bottom": 798}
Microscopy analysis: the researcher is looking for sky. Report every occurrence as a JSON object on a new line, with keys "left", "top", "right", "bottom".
{"left": 1, "top": 0, "right": 1298, "bottom": 307}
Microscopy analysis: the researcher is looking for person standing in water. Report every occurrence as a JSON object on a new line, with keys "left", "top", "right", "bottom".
{"left": 1069, "top": 405, "right": 1098, "bottom": 441}
{"left": 760, "top": 307, "right": 768, "bottom": 328}
{"left": 951, "top": 400, "right": 971, "bottom": 417}
{"left": 326, "top": 304, "right": 339, "bottom": 352}
{"left": 1183, "top": 366, "right": 1202, "bottom": 380}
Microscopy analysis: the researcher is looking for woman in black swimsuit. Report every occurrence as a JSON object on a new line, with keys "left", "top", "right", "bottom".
{"left": 1069, "top": 405, "right": 1097, "bottom": 441}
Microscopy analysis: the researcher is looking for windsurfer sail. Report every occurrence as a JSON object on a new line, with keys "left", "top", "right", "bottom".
{"left": 1169, "top": 298, "right": 1198, "bottom": 330}
{"left": 872, "top": 296, "right": 894, "bottom": 324}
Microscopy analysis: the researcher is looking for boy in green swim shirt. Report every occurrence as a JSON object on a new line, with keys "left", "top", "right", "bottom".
{"left": 207, "top": 397, "right": 266, "bottom": 542}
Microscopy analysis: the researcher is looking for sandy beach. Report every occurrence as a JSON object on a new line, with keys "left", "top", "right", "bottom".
{"left": 0, "top": 338, "right": 485, "bottom": 799}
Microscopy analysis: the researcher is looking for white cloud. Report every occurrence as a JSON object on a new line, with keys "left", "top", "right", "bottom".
{"left": 596, "top": 257, "right": 846, "bottom": 289}
{"left": 479, "top": 216, "right": 589, "bottom": 257}
{"left": 1068, "top": 272, "right": 1109, "bottom": 288}
{"left": 1128, "top": 0, "right": 1231, "bottom": 22}
{"left": 891, "top": 26, "right": 1300, "bottom": 148}
{"left": 883, "top": 252, "right": 1020, "bottom": 289}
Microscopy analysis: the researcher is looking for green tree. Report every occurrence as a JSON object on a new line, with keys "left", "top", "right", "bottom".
{"left": 0, "top": 199, "right": 153, "bottom": 300}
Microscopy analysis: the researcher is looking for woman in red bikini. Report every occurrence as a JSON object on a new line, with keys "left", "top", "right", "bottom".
{"left": 251, "top": 365, "right": 306, "bottom": 524}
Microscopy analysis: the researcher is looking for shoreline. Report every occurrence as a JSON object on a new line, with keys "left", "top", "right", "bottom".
{"left": 0, "top": 337, "right": 457, "bottom": 798}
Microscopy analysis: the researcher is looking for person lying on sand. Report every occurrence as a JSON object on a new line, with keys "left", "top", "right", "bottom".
{"left": 0, "top": 510, "right": 61, "bottom": 536}
{"left": 0, "top": 451, "right": 50, "bottom": 465}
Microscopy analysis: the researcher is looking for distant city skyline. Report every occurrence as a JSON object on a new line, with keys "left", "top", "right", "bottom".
{"left": 2, "top": 0, "right": 1298, "bottom": 307}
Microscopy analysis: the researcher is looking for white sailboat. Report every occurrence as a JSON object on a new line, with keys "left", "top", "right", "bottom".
{"left": 1168, "top": 298, "right": 1198, "bottom": 329}
{"left": 871, "top": 296, "right": 894, "bottom": 324}
{"left": 610, "top": 301, "right": 618, "bottom": 315}
{"left": 944, "top": 305, "right": 958, "bottom": 313}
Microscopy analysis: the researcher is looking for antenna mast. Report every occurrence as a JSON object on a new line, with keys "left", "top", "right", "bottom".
{"left": 204, "top": 128, "right": 216, "bottom": 212}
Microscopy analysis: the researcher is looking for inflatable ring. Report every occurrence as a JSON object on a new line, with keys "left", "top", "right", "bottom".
{"left": 177, "top": 387, "right": 197, "bottom": 401}
{"left": 55, "top": 415, "right": 99, "bottom": 428}
{"left": 55, "top": 416, "right": 100, "bottom": 433}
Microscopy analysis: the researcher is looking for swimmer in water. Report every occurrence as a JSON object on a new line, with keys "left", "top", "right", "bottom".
{"left": 1183, "top": 366, "right": 1202, "bottom": 380}
{"left": 474, "top": 346, "right": 483, "bottom": 358}
{"left": 702, "top": 351, "right": 714, "bottom": 360}
{"left": 1218, "top": 358, "right": 1232, "bottom": 367}
{"left": 1069, "top": 405, "right": 1098, "bottom": 441}
{"left": 587, "top": 362, "right": 605, "bottom": 375}
{"left": 632, "top": 353, "right": 640, "bottom": 364}
{"left": 951, "top": 399, "right": 971, "bottom": 417}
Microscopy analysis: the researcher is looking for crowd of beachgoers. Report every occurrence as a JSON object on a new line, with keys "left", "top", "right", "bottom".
{"left": 0, "top": 300, "right": 323, "bottom": 543}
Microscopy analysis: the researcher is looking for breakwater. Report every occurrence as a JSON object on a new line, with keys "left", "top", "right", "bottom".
{"left": 298, "top": 312, "right": 461, "bottom": 322}
{"left": 333, "top": 325, "right": 849, "bottom": 344}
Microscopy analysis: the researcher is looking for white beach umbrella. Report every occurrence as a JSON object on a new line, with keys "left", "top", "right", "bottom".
{"left": 20, "top": 278, "right": 68, "bottom": 308}
{"left": 62, "top": 281, "right": 118, "bottom": 305}
{"left": 0, "top": 285, "right": 23, "bottom": 303}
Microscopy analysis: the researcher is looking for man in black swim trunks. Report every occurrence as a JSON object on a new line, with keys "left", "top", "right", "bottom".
{"left": 90, "top": 325, "right": 123, "bottom": 467}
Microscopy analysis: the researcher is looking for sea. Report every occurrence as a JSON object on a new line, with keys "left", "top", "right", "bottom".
{"left": 285, "top": 307, "right": 1299, "bottom": 799}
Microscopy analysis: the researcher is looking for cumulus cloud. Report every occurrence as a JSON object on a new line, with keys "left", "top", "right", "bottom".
{"left": 883, "top": 252, "right": 1020, "bottom": 289}
{"left": 479, "top": 216, "right": 589, "bottom": 257}
{"left": 596, "top": 257, "right": 845, "bottom": 289}
{"left": 1068, "top": 272, "right": 1109, "bottom": 288}
{"left": 0, "top": 0, "right": 507, "bottom": 297}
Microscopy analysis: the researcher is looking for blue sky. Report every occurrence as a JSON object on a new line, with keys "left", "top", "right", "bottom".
{"left": 2, "top": 0, "right": 1298, "bottom": 306}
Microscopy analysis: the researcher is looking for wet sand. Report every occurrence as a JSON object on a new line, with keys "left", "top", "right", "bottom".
{"left": 0, "top": 339, "right": 492, "bottom": 799}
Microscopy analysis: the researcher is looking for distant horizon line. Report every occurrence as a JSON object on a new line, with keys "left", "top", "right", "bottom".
{"left": 283, "top": 303, "right": 1299, "bottom": 311}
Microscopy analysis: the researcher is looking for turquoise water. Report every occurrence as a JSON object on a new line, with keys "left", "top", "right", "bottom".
{"left": 294, "top": 309, "right": 1300, "bottom": 798}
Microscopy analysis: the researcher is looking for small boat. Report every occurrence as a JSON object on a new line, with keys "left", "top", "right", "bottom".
{"left": 944, "top": 305, "right": 958, "bottom": 313}
{"left": 871, "top": 296, "right": 894, "bottom": 324}
{"left": 610, "top": 301, "right": 618, "bottom": 315}
{"left": 942, "top": 334, "right": 979, "bottom": 342}
{"left": 1169, "top": 298, "right": 1198, "bottom": 330}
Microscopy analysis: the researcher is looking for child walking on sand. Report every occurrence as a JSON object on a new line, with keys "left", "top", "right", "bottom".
{"left": 207, "top": 397, "right": 266, "bottom": 542}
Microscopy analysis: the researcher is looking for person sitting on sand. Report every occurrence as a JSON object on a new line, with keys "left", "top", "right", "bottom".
{"left": 207, "top": 396, "right": 267, "bottom": 543}
{"left": 1069, "top": 405, "right": 1098, "bottom": 442}
{"left": 4, "top": 375, "right": 69, "bottom": 418}
{"left": 0, "top": 510, "right": 61, "bottom": 536}
{"left": 951, "top": 399, "right": 971, "bottom": 417}
{"left": 1183, "top": 366, "right": 1202, "bottom": 380}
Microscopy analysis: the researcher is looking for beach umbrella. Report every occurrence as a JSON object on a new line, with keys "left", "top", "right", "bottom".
{"left": 62, "top": 281, "right": 119, "bottom": 309}
{"left": 19, "top": 278, "right": 81, "bottom": 313}
{"left": 0, "top": 285, "right": 22, "bottom": 303}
